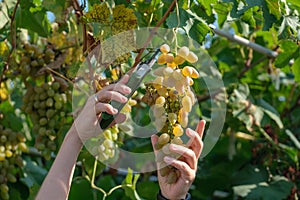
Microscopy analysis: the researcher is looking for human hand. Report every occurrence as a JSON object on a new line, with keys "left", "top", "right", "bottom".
{"left": 151, "top": 120, "right": 206, "bottom": 200}
{"left": 73, "top": 74, "right": 131, "bottom": 142}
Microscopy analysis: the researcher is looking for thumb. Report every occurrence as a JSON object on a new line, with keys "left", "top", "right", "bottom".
{"left": 151, "top": 134, "right": 159, "bottom": 155}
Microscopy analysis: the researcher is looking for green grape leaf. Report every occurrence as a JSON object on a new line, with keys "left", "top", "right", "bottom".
{"left": 15, "top": 5, "right": 51, "bottom": 37}
{"left": 233, "top": 176, "right": 293, "bottom": 199}
{"left": 287, "top": 0, "right": 300, "bottom": 10}
{"left": 21, "top": 157, "right": 47, "bottom": 188}
{"left": 275, "top": 40, "right": 299, "bottom": 68}
{"left": 213, "top": 2, "right": 233, "bottom": 27}
{"left": 188, "top": 20, "right": 210, "bottom": 43}
{"left": 166, "top": 8, "right": 190, "bottom": 28}
{"left": 265, "top": 0, "right": 281, "bottom": 20}
{"left": 257, "top": 98, "right": 283, "bottom": 129}
{"left": 292, "top": 57, "right": 300, "bottom": 84}
{"left": 137, "top": 181, "right": 159, "bottom": 200}
{"left": 262, "top": 1, "right": 277, "bottom": 30}
{"left": 69, "top": 178, "right": 94, "bottom": 200}
{"left": 0, "top": 2, "right": 10, "bottom": 29}
{"left": 279, "top": 15, "right": 300, "bottom": 36}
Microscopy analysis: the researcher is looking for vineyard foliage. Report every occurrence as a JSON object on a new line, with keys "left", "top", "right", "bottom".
{"left": 0, "top": 0, "right": 300, "bottom": 199}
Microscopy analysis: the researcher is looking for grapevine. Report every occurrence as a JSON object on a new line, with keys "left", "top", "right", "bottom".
{"left": 144, "top": 44, "right": 199, "bottom": 184}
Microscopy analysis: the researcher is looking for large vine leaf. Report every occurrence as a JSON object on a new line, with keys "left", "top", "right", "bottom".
{"left": 15, "top": 4, "right": 51, "bottom": 37}
{"left": 275, "top": 40, "right": 299, "bottom": 68}
{"left": 233, "top": 176, "right": 293, "bottom": 200}
{"left": 188, "top": 19, "right": 210, "bottom": 43}
{"left": 166, "top": 8, "right": 190, "bottom": 28}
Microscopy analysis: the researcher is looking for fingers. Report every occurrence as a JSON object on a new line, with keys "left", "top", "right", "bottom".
{"left": 169, "top": 144, "right": 197, "bottom": 170}
{"left": 151, "top": 135, "right": 159, "bottom": 155}
{"left": 97, "top": 91, "right": 128, "bottom": 104}
{"left": 196, "top": 120, "right": 206, "bottom": 139}
{"left": 95, "top": 103, "right": 118, "bottom": 115}
{"left": 186, "top": 120, "right": 205, "bottom": 158}
{"left": 163, "top": 156, "right": 195, "bottom": 181}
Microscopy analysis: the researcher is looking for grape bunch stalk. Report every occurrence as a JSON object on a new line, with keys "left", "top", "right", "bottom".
{"left": 0, "top": 125, "right": 27, "bottom": 200}
{"left": 143, "top": 44, "right": 199, "bottom": 184}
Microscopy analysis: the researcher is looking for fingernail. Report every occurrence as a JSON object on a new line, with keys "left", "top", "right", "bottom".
{"left": 113, "top": 108, "right": 118, "bottom": 114}
{"left": 125, "top": 87, "right": 131, "bottom": 93}
{"left": 164, "top": 156, "right": 173, "bottom": 164}
{"left": 122, "top": 97, "right": 128, "bottom": 102}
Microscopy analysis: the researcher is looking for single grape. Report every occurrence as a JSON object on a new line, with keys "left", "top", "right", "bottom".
{"left": 160, "top": 44, "right": 170, "bottom": 54}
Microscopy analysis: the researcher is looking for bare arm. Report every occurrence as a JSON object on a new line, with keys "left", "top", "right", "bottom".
{"left": 36, "top": 75, "right": 131, "bottom": 200}
{"left": 35, "top": 126, "right": 82, "bottom": 200}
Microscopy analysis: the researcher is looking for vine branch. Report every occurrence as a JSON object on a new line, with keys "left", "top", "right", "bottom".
{"left": 131, "top": 0, "right": 177, "bottom": 69}
{"left": 72, "top": 0, "right": 88, "bottom": 53}
{"left": 0, "top": 0, "right": 20, "bottom": 85}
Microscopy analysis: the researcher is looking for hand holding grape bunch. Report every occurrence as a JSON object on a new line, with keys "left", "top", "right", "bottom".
{"left": 152, "top": 120, "right": 205, "bottom": 200}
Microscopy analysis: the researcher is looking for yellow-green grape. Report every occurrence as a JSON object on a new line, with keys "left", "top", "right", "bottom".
{"left": 162, "top": 143, "right": 171, "bottom": 155}
{"left": 168, "top": 113, "right": 177, "bottom": 125}
{"left": 165, "top": 53, "right": 174, "bottom": 63}
{"left": 163, "top": 67, "right": 174, "bottom": 77}
{"left": 153, "top": 67, "right": 165, "bottom": 76}
{"left": 172, "top": 69, "right": 184, "bottom": 81}
{"left": 167, "top": 170, "right": 178, "bottom": 184}
{"left": 182, "top": 95, "right": 192, "bottom": 112}
{"left": 171, "top": 136, "right": 183, "bottom": 145}
{"left": 160, "top": 44, "right": 170, "bottom": 54}
{"left": 158, "top": 133, "right": 170, "bottom": 145}
{"left": 103, "top": 129, "right": 112, "bottom": 140}
{"left": 177, "top": 46, "right": 189, "bottom": 58}
{"left": 155, "top": 96, "right": 166, "bottom": 105}
{"left": 178, "top": 108, "right": 188, "bottom": 128}
{"left": 173, "top": 124, "right": 184, "bottom": 137}
{"left": 152, "top": 104, "right": 165, "bottom": 118}
{"left": 186, "top": 89, "right": 196, "bottom": 105}
{"left": 186, "top": 51, "right": 198, "bottom": 63}
{"left": 174, "top": 55, "right": 185, "bottom": 65}
{"left": 157, "top": 54, "right": 167, "bottom": 65}
{"left": 153, "top": 76, "right": 164, "bottom": 89}
{"left": 154, "top": 116, "right": 167, "bottom": 131}
{"left": 160, "top": 166, "right": 171, "bottom": 177}
{"left": 121, "top": 103, "right": 131, "bottom": 113}
{"left": 182, "top": 66, "right": 193, "bottom": 77}
{"left": 157, "top": 87, "right": 168, "bottom": 97}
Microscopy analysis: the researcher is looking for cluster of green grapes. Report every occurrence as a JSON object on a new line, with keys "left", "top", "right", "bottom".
{"left": 18, "top": 43, "right": 55, "bottom": 78}
{"left": 0, "top": 125, "right": 27, "bottom": 200}
{"left": 145, "top": 44, "right": 199, "bottom": 183}
{"left": 83, "top": 3, "right": 137, "bottom": 66}
{"left": 22, "top": 81, "right": 69, "bottom": 160}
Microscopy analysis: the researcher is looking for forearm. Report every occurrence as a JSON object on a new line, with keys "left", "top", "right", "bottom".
{"left": 36, "top": 125, "right": 83, "bottom": 200}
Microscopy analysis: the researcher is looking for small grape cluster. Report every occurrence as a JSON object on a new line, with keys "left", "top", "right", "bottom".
{"left": 0, "top": 125, "right": 27, "bottom": 200}
{"left": 83, "top": 3, "right": 137, "bottom": 66}
{"left": 19, "top": 43, "right": 55, "bottom": 78}
{"left": 22, "top": 81, "right": 68, "bottom": 160}
{"left": 144, "top": 44, "right": 199, "bottom": 183}
{"left": 90, "top": 126, "right": 120, "bottom": 162}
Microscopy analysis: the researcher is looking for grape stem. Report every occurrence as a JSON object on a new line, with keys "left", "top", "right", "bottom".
{"left": 131, "top": 0, "right": 178, "bottom": 70}
{"left": 90, "top": 157, "right": 134, "bottom": 200}
{"left": 0, "top": 0, "right": 20, "bottom": 86}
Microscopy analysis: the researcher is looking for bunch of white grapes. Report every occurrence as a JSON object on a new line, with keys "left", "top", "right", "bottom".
{"left": 146, "top": 44, "right": 199, "bottom": 183}
{"left": 91, "top": 98, "right": 137, "bottom": 162}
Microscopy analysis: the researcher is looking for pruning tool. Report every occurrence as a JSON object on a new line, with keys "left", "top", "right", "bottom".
{"left": 99, "top": 49, "right": 161, "bottom": 129}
